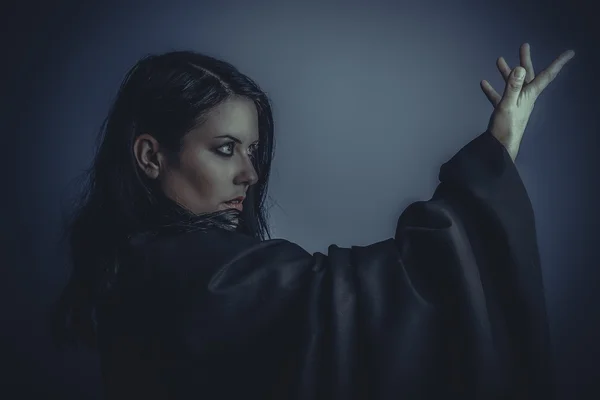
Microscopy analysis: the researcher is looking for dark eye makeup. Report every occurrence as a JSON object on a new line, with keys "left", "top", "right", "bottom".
{"left": 214, "top": 142, "right": 236, "bottom": 157}
{"left": 213, "top": 141, "right": 259, "bottom": 158}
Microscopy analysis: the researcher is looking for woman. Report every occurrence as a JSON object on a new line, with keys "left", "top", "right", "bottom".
{"left": 53, "top": 44, "right": 574, "bottom": 399}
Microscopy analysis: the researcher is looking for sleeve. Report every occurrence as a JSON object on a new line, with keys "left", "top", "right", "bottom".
{"left": 167, "top": 131, "right": 553, "bottom": 400}
{"left": 392, "top": 131, "right": 554, "bottom": 399}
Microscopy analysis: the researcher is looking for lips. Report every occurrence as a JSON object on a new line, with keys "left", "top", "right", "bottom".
{"left": 225, "top": 196, "right": 245, "bottom": 203}
{"left": 223, "top": 196, "right": 245, "bottom": 211}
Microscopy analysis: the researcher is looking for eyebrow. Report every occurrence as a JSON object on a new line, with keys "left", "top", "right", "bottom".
{"left": 214, "top": 134, "right": 259, "bottom": 144}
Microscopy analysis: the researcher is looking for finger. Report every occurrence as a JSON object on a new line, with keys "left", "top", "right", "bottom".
{"left": 500, "top": 67, "right": 526, "bottom": 107}
{"left": 527, "top": 50, "right": 575, "bottom": 98}
{"left": 496, "top": 57, "right": 511, "bottom": 81}
{"left": 519, "top": 43, "right": 535, "bottom": 83}
{"left": 480, "top": 80, "right": 502, "bottom": 107}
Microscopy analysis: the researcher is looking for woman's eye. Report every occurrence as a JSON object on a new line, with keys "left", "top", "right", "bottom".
{"left": 216, "top": 142, "right": 235, "bottom": 156}
{"left": 215, "top": 142, "right": 258, "bottom": 158}
{"left": 248, "top": 144, "right": 259, "bottom": 158}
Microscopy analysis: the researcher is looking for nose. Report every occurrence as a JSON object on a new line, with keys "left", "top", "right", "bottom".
{"left": 234, "top": 155, "right": 259, "bottom": 187}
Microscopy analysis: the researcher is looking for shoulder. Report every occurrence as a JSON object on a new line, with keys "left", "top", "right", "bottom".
{"left": 127, "top": 228, "right": 310, "bottom": 264}
{"left": 121, "top": 229, "right": 316, "bottom": 289}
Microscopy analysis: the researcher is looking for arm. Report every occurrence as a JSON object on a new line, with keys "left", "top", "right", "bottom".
{"left": 147, "top": 133, "right": 551, "bottom": 399}
{"left": 392, "top": 130, "right": 553, "bottom": 398}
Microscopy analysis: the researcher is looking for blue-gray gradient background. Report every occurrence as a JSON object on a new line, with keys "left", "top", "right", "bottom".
{"left": 2, "top": 0, "right": 598, "bottom": 398}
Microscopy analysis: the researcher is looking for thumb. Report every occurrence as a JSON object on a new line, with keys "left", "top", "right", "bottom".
{"left": 501, "top": 66, "right": 526, "bottom": 107}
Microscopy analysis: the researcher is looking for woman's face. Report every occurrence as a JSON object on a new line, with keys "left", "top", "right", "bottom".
{"left": 134, "top": 96, "right": 260, "bottom": 214}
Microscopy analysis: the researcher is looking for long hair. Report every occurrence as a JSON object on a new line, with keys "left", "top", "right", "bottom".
{"left": 52, "top": 50, "right": 276, "bottom": 348}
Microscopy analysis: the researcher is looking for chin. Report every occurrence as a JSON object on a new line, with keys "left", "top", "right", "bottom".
{"left": 216, "top": 203, "right": 231, "bottom": 212}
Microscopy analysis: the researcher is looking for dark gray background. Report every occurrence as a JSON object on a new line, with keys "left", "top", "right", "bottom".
{"left": 2, "top": 0, "right": 598, "bottom": 398}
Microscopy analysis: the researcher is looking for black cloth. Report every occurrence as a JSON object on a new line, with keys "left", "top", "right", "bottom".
{"left": 96, "top": 131, "right": 554, "bottom": 399}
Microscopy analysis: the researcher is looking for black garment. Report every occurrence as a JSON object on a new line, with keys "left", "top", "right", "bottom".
{"left": 97, "top": 132, "right": 553, "bottom": 399}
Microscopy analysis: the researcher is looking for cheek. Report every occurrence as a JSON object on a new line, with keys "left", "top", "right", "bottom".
{"left": 187, "top": 155, "right": 231, "bottom": 194}
{"left": 165, "top": 151, "right": 233, "bottom": 211}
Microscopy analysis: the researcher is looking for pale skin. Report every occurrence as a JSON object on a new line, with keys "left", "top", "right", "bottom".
{"left": 481, "top": 43, "right": 576, "bottom": 161}
{"left": 133, "top": 96, "right": 260, "bottom": 215}
{"left": 133, "top": 43, "right": 575, "bottom": 215}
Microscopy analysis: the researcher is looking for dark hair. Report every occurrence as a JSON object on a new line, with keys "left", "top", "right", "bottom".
{"left": 52, "top": 50, "right": 276, "bottom": 348}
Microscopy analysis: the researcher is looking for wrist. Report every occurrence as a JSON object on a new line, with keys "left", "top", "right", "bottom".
{"left": 489, "top": 131, "right": 519, "bottom": 161}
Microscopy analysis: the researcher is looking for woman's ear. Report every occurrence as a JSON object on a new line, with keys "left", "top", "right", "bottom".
{"left": 133, "top": 134, "right": 164, "bottom": 179}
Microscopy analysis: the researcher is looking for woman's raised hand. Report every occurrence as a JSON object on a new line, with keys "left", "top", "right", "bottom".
{"left": 480, "top": 43, "right": 575, "bottom": 161}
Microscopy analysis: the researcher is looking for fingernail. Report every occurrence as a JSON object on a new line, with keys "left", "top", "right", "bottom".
{"left": 515, "top": 68, "right": 525, "bottom": 79}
